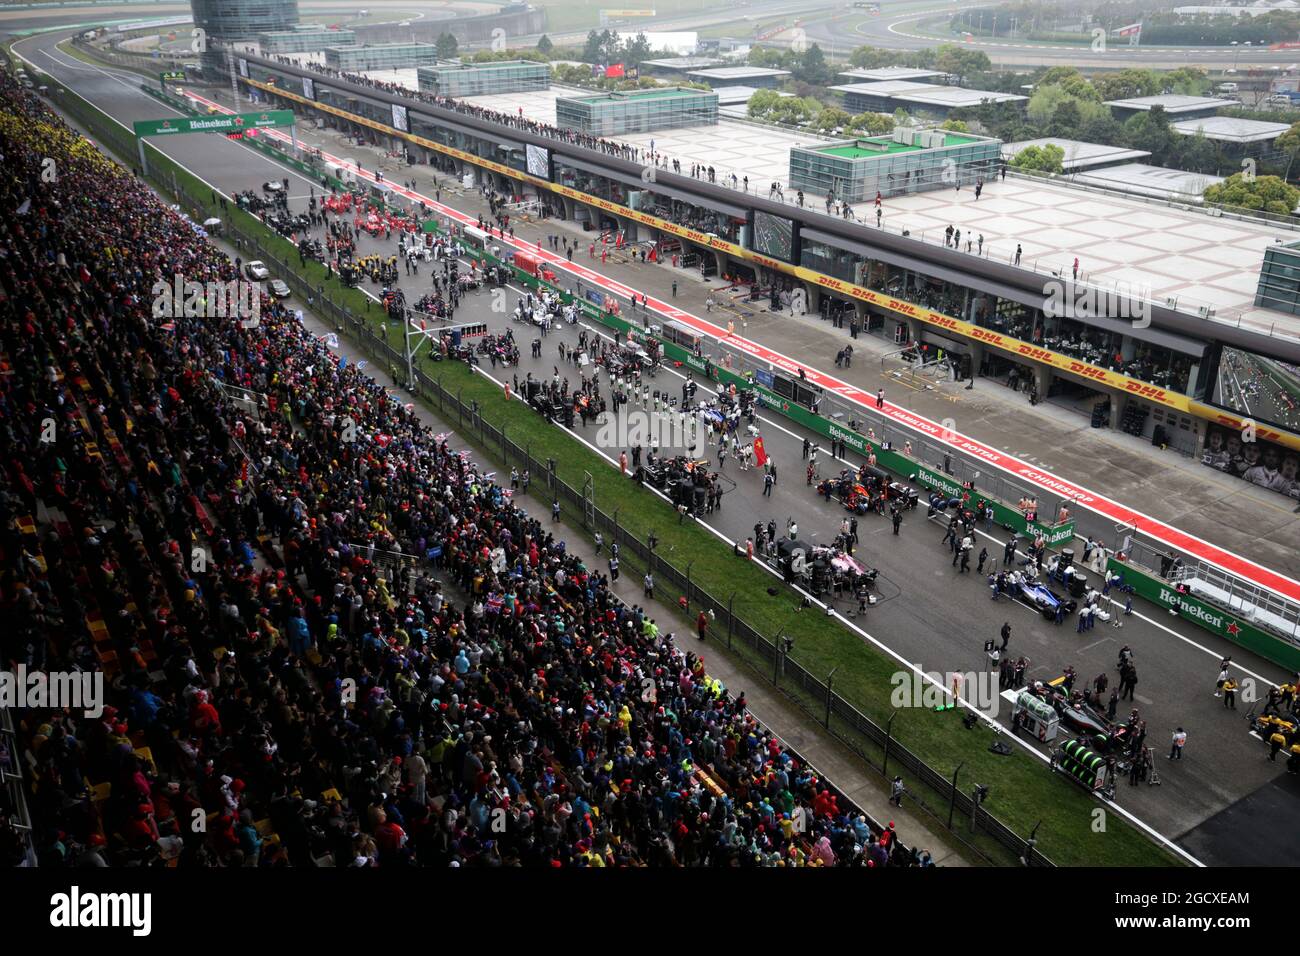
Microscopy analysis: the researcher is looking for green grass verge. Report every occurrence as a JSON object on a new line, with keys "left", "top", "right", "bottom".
{"left": 35, "top": 64, "right": 1184, "bottom": 868}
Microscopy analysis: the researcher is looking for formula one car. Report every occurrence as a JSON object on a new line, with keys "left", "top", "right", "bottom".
{"left": 1018, "top": 579, "right": 1078, "bottom": 620}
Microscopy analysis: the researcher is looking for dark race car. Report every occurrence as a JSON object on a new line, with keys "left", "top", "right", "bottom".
{"left": 1018, "top": 580, "right": 1078, "bottom": 620}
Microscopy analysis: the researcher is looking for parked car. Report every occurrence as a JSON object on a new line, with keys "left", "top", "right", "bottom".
{"left": 245, "top": 260, "right": 270, "bottom": 281}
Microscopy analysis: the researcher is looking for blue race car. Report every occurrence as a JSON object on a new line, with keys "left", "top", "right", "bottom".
{"left": 1018, "top": 580, "right": 1078, "bottom": 620}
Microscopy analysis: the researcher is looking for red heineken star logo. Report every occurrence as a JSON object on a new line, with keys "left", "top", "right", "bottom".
{"left": 1226, "top": 621, "right": 1241, "bottom": 636}
{"left": 233, "top": 116, "right": 245, "bottom": 127}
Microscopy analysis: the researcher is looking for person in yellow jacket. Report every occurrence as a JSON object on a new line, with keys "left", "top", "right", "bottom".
{"left": 1269, "top": 729, "right": 1288, "bottom": 761}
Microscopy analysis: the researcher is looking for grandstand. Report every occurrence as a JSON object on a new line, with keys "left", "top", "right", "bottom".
{"left": 0, "top": 71, "right": 918, "bottom": 869}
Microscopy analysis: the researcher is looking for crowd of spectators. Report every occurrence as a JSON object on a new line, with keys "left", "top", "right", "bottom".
{"left": 0, "top": 71, "right": 925, "bottom": 867}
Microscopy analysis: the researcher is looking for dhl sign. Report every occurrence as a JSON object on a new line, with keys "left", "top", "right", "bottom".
{"left": 1191, "top": 404, "right": 1300, "bottom": 452}
{"left": 248, "top": 74, "right": 1259, "bottom": 425}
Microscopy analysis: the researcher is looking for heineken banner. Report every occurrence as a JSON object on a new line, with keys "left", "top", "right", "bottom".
{"left": 133, "top": 110, "right": 295, "bottom": 138}
{"left": 1107, "top": 557, "right": 1300, "bottom": 671}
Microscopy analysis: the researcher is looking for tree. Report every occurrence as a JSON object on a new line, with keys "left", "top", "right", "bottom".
{"left": 814, "top": 107, "right": 852, "bottom": 132}
{"left": 747, "top": 88, "right": 783, "bottom": 119}
{"left": 796, "top": 43, "right": 830, "bottom": 85}
{"left": 1123, "top": 107, "right": 1175, "bottom": 165}
{"left": 1165, "top": 67, "right": 1208, "bottom": 95}
{"left": 1204, "top": 173, "right": 1300, "bottom": 216}
{"left": 1175, "top": 132, "right": 1220, "bottom": 175}
{"left": 848, "top": 45, "right": 899, "bottom": 69}
{"left": 582, "top": 29, "right": 619, "bottom": 65}
{"left": 1027, "top": 84, "right": 1075, "bottom": 126}
{"left": 1048, "top": 99, "right": 1082, "bottom": 136}
{"left": 934, "top": 44, "right": 990, "bottom": 82}
{"left": 1037, "top": 66, "right": 1084, "bottom": 88}
{"left": 1276, "top": 121, "right": 1300, "bottom": 180}
{"left": 435, "top": 33, "right": 459, "bottom": 59}
{"left": 940, "top": 118, "right": 969, "bottom": 132}
{"left": 1011, "top": 143, "right": 1065, "bottom": 174}
{"left": 623, "top": 32, "right": 653, "bottom": 68}
{"left": 537, "top": 34, "right": 553, "bottom": 54}
{"left": 1094, "top": 69, "right": 1161, "bottom": 102}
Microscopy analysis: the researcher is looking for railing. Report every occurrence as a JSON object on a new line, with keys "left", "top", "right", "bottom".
{"left": 0, "top": 703, "right": 36, "bottom": 867}
{"left": 1123, "top": 534, "right": 1300, "bottom": 648}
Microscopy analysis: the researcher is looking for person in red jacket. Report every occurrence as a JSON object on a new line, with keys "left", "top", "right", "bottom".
{"left": 697, "top": 610, "right": 709, "bottom": 641}
{"left": 373, "top": 809, "right": 408, "bottom": 857}
{"left": 191, "top": 690, "right": 222, "bottom": 739}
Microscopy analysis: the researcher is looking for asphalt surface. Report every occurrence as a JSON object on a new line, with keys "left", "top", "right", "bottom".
{"left": 19, "top": 26, "right": 1300, "bottom": 865}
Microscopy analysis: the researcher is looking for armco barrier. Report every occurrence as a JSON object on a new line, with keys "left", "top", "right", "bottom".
{"left": 37, "top": 72, "right": 1079, "bottom": 866}
{"left": 1107, "top": 557, "right": 1300, "bottom": 672}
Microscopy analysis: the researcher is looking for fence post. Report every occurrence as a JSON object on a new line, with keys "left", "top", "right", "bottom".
{"left": 772, "top": 629, "right": 785, "bottom": 684}
{"left": 1023, "top": 821, "right": 1041, "bottom": 867}
{"left": 726, "top": 591, "right": 736, "bottom": 649}
{"left": 882, "top": 709, "right": 897, "bottom": 778}
{"left": 947, "top": 763, "right": 963, "bottom": 830}
{"left": 824, "top": 666, "right": 839, "bottom": 729}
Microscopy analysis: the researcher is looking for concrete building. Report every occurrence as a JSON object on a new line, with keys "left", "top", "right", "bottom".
{"left": 554, "top": 86, "right": 719, "bottom": 136}
{"left": 323, "top": 43, "right": 442, "bottom": 72}
{"left": 1001, "top": 138, "right": 1151, "bottom": 173}
{"left": 192, "top": 0, "right": 298, "bottom": 40}
{"left": 417, "top": 60, "right": 551, "bottom": 98}
{"left": 790, "top": 129, "right": 1002, "bottom": 202}
{"left": 838, "top": 66, "right": 947, "bottom": 84}
{"left": 257, "top": 26, "right": 353, "bottom": 54}
{"left": 684, "top": 66, "right": 791, "bottom": 89}
{"left": 640, "top": 56, "right": 724, "bottom": 78}
{"left": 1105, "top": 94, "right": 1225, "bottom": 121}
{"left": 1170, "top": 115, "right": 1292, "bottom": 148}
{"left": 833, "top": 81, "right": 1027, "bottom": 117}
{"left": 1071, "top": 162, "right": 1224, "bottom": 202}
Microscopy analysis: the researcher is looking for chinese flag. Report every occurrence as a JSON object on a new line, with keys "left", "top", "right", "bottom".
{"left": 753, "top": 436, "right": 768, "bottom": 467}
{"left": 605, "top": 63, "right": 625, "bottom": 78}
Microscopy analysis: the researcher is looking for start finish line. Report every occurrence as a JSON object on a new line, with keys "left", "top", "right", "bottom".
{"left": 132, "top": 109, "right": 297, "bottom": 175}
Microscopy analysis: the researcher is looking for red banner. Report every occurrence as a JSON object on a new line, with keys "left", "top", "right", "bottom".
{"left": 753, "top": 436, "right": 768, "bottom": 468}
